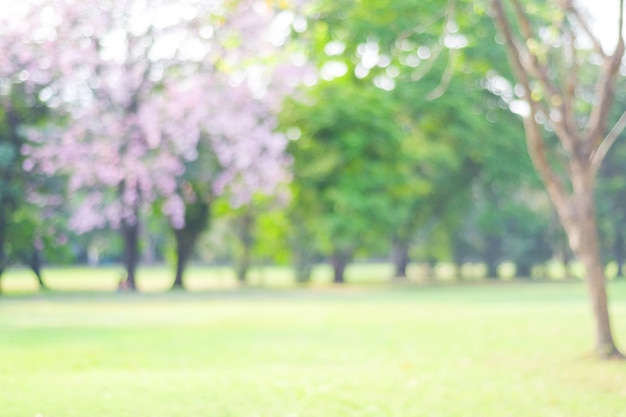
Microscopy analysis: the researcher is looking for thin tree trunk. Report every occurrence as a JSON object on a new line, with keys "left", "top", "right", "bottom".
{"left": 121, "top": 218, "right": 139, "bottom": 291}
{"left": 235, "top": 211, "right": 255, "bottom": 284}
{"left": 0, "top": 204, "right": 6, "bottom": 295}
{"left": 484, "top": 235, "right": 501, "bottom": 279}
{"left": 515, "top": 263, "right": 532, "bottom": 279}
{"left": 171, "top": 197, "right": 210, "bottom": 290}
{"left": 391, "top": 238, "right": 410, "bottom": 279}
{"left": 293, "top": 243, "right": 314, "bottom": 283}
{"left": 614, "top": 230, "right": 624, "bottom": 278}
{"left": 26, "top": 245, "right": 46, "bottom": 290}
{"left": 172, "top": 230, "right": 194, "bottom": 289}
{"left": 291, "top": 218, "right": 315, "bottom": 283}
{"left": 425, "top": 259, "right": 437, "bottom": 281}
{"left": 560, "top": 243, "right": 574, "bottom": 279}
{"left": 330, "top": 249, "right": 350, "bottom": 284}
{"left": 236, "top": 248, "right": 251, "bottom": 283}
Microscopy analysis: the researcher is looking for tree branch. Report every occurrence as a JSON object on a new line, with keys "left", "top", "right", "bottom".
{"left": 590, "top": 110, "right": 626, "bottom": 179}
{"left": 490, "top": 0, "right": 569, "bottom": 206}
{"left": 584, "top": 36, "right": 625, "bottom": 151}
{"left": 426, "top": 49, "right": 456, "bottom": 100}
{"left": 426, "top": 0, "right": 457, "bottom": 100}
{"left": 562, "top": 26, "right": 579, "bottom": 136}
{"left": 509, "top": 0, "right": 574, "bottom": 154}
{"left": 410, "top": 42, "right": 444, "bottom": 82}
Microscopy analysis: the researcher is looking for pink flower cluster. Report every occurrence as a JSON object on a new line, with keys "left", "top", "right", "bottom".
{"left": 5, "top": 0, "right": 310, "bottom": 232}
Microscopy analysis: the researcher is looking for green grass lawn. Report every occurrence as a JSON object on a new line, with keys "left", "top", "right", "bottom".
{"left": 2, "top": 280, "right": 626, "bottom": 416}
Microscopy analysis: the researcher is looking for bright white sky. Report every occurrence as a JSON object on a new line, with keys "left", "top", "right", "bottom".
{"left": 576, "top": 0, "right": 625, "bottom": 51}
{"left": 0, "top": 1, "right": 624, "bottom": 52}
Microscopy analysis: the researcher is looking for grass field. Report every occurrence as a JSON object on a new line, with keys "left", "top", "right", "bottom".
{"left": 2, "top": 276, "right": 626, "bottom": 416}
{"left": 0, "top": 263, "right": 400, "bottom": 293}
{"left": 0, "top": 259, "right": 609, "bottom": 294}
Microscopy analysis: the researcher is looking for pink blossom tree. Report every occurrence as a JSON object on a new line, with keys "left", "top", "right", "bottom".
{"left": 165, "top": 75, "right": 294, "bottom": 288}
{"left": 17, "top": 0, "right": 303, "bottom": 289}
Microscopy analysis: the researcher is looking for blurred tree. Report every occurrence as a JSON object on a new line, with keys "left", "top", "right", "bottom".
{"left": 294, "top": 0, "right": 540, "bottom": 282}
{"left": 0, "top": 40, "right": 62, "bottom": 292}
{"left": 490, "top": 0, "right": 626, "bottom": 358}
{"left": 166, "top": 78, "right": 292, "bottom": 289}
{"left": 283, "top": 80, "right": 413, "bottom": 283}
{"left": 12, "top": 0, "right": 296, "bottom": 290}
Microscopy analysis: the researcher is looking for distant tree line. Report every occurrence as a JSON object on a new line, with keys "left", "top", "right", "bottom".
{"left": 1, "top": 0, "right": 625, "bottom": 303}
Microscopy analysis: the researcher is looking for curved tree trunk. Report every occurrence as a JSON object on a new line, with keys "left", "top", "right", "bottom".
{"left": 491, "top": 0, "right": 625, "bottom": 359}
{"left": 391, "top": 238, "right": 410, "bottom": 279}
{"left": 24, "top": 244, "right": 46, "bottom": 290}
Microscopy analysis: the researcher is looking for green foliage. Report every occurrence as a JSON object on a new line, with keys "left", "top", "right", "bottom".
{"left": 254, "top": 207, "right": 291, "bottom": 264}
{"left": 283, "top": 79, "right": 416, "bottom": 257}
{"left": 283, "top": 0, "right": 546, "bottom": 270}
{"left": 0, "top": 142, "right": 16, "bottom": 167}
{"left": 0, "top": 83, "right": 66, "bottom": 277}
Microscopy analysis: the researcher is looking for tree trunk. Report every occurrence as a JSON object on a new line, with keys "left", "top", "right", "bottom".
{"left": 234, "top": 211, "right": 255, "bottom": 284}
{"left": 425, "top": 259, "right": 437, "bottom": 281}
{"left": 559, "top": 243, "right": 574, "bottom": 279}
{"left": 291, "top": 218, "right": 315, "bottom": 283}
{"left": 614, "top": 230, "right": 624, "bottom": 278}
{"left": 330, "top": 249, "right": 350, "bottom": 284}
{"left": 26, "top": 245, "right": 46, "bottom": 290}
{"left": 515, "top": 263, "right": 532, "bottom": 279}
{"left": 293, "top": 242, "right": 314, "bottom": 283}
{"left": 121, "top": 218, "right": 139, "bottom": 291}
{"left": 559, "top": 173, "right": 621, "bottom": 358}
{"left": 486, "top": 262, "right": 499, "bottom": 280}
{"left": 0, "top": 204, "right": 6, "bottom": 295}
{"left": 235, "top": 243, "right": 252, "bottom": 284}
{"left": 554, "top": 178, "right": 621, "bottom": 359}
{"left": 171, "top": 200, "right": 210, "bottom": 290}
{"left": 484, "top": 234, "right": 501, "bottom": 279}
{"left": 490, "top": 0, "right": 625, "bottom": 359}
{"left": 391, "top": 238, "right": 410, "bottom": 279}
{"left": 172, "top": 230, "right": 193, "bottom": 290}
